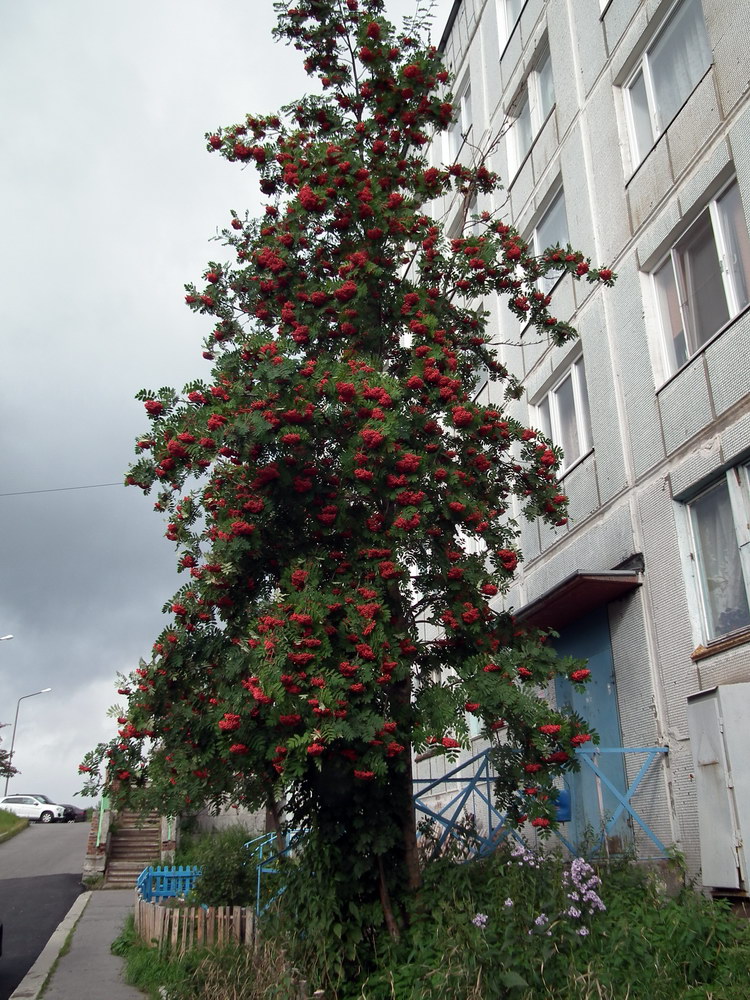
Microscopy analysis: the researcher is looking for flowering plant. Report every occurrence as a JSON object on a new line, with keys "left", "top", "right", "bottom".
{"left": 81, "top": 0, "right": 610, "bottom": 944}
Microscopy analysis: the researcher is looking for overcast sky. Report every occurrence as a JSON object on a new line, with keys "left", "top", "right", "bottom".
{"left": 0, "top": 0, "right": 457, "bottom": 806}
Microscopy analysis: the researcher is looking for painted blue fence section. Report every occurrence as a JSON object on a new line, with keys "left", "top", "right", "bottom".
{"left": 413, "top": 746, "right": 669, "bottom": 861}
{"left": 137, "top": 864, "right": 202, "bottom": 902}
{"left": 414, "top": 748, "right": 517, "bottom": 859}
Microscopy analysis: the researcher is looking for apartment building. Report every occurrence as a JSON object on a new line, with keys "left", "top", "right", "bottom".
{"left": 416, "top": 0, "right": 750, "bottom": 890}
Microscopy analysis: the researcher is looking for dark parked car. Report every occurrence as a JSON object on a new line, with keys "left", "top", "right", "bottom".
{"left": 61, "top": 804, "right": 87, "bottom": 823}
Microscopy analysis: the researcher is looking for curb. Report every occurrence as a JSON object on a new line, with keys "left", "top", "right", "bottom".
{"left": 0, "top": 819, "right": 29, "bottom": 844}
{"left": 9, "top": 891, "right": 91, "bottom": 1000}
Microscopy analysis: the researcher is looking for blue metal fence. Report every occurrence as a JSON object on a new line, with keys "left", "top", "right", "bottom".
{"left": 553, "top": 747, "right": 670, "bottom": 858}
{"left": 136, "top": 864, "right": 201, "bottom": 902}
{"left": 413, "top": 746, "right": 669, "bottom": 861}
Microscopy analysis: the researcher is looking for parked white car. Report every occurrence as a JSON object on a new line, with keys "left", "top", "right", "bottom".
{"left": 0, "top": 794, "right": 66, "bottom": 823}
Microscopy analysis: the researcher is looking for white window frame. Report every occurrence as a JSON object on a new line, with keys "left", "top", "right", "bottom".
{"left": 532, "top": 187, "right": 570, "bottom": 295}
{"left": 448, "top": 194, "right": 491, "bottom": 396}
{"left": 534, "top": 355, "right": 592, "bottom": 475}
{"left": 499, "top": 0, "right": 526, "bottom": 49}
{"left": 652, "top": 178, "right": 750, "bottom": 376}
{"left": 447, "top": 78, "right": 472, "bottom": 163}
{"left": 624, "top": 0, "right": 711, "bottom": 168}
{"left": 686, "top": 464, "right": 750, "bottom": 643}
{"left": 509, "top": 44, "right": 555, "bottom": 175}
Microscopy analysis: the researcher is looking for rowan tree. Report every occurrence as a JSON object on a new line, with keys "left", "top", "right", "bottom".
{"left": 82, "top": 0, "right": 613, "bottom": 957}
{"left": 0, "top": 726, "right": 17, "bottom": 782}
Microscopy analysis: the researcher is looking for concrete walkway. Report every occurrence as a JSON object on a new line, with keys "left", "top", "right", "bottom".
{"left": 10, "top": 890, "right": 143, "bottom": 1000}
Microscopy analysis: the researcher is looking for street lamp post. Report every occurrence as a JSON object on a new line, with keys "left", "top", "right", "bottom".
{"left": 4, "top": 688, "right": 52, "bottom": 796}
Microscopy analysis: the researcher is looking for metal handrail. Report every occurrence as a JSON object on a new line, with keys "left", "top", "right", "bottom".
{"left": 245, "top": 828, "right": 305, "bottom": 916}
{"left": 95, "top": 794, "right": 109, "bottom": 849}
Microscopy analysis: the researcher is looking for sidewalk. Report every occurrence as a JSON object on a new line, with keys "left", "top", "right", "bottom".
{"left": 10, "top": 889, "right": 143, "bottom": 1000}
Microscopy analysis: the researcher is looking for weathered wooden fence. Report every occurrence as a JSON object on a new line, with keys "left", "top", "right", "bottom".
{"left": 133, "top": 896, "right": 326, "bottom": 997}
{"left": 134, "top": 895, "right": 256, "bottom": 955}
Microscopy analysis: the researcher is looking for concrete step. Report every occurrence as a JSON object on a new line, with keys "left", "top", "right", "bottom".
{"left": 110, "top": 831, "right": 161, "bottom": 844}
{"left": 109, "top": 851, "right": 160, "bottom": 862}
{"left": 116, "top": 810, "right": 161, "bottom": 825}
{"left": 104, "top": 864, "right": 145, "bottom": 888}
{"left": 105, "top": 875, "right": 140, "bottom": 888}
{"left": 104, "top": 810, "right": 164, "bottom": 886}
{"left": 109, "top": 840, "right": 160, "bottom": 851}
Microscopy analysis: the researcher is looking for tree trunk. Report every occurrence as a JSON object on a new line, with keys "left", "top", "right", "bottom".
{"left": 400, "top": 750, "right": 421, "bottom": 892}
{"left": 377, "top": 855, "right": 401, "bottom": 941}
{"left": 263, "top": 777, "right": 285, "bottom": 854}
{"left": 385, "top": 580, "right": 423, "bottom": 894}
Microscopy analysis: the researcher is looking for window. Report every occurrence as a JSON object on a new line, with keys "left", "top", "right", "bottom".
{"left": 448, "top": 80, "right": 472, "bottom": 162}
{"left": 688, "top": 465, "right": 750, "bottom": 641}
{"left": 500, "top": 0, "right": 526, "bottom": 47}
{"left": 625, "top": 0, "right": 711, "bottom": 166}
{"left": 653, "top": 179, "right": 750, "bottom": 373}
{"left": 535, "top": 356, "right": 592, "bottom": 473}
{"left": 533, "top": 188, "right": 570, "bottom": 294}
{"left": 509, "top": 46, "right": 555, "bottom": 173}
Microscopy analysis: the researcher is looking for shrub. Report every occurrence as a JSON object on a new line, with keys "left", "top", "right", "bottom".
{"left": 186, "top": 827, "right": 259, "bottom": 908}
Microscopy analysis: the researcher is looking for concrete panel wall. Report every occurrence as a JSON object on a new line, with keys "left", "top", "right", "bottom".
{"left": 605, "top": 257, "right": 665, "bottom": 479}
{"left": 657, "top": 359, "right": 713, "bottom": 455}
{"left": 524, "top": 499, "right": 636, "bottom": 596}
{"left": 577, "top": 298, "right": 630, "bottom": 504}
{"left": 434, "top": 0, "right": 750, "bottom": 876}
{"left": 705, "top": 0, "right": 750, "bottom": 118}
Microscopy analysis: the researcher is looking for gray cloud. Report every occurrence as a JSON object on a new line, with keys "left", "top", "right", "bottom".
{"left": 0, "top": 0, "right": 456, "bottom": 803}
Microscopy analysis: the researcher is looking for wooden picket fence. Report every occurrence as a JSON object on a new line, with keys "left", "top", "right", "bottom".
{"left": 134, "top": 895, "right": 256, "bottom": 955}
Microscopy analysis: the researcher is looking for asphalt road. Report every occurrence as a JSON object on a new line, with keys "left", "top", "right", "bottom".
{"left": 0, "top": 822, "right": 89, "bottom": 1000}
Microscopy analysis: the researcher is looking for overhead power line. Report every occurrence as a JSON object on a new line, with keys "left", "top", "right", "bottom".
{"left": 0, "top": 482, "right": 124, "bottom": 498}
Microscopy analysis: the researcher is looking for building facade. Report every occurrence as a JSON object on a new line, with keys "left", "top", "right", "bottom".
{"left": 416, "top": 0, "right": 750, "bottom": 889}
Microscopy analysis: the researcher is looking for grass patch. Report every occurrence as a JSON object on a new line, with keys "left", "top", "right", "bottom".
{"left": 0, "top": 807, "right": 27, "bottom": 842}
{"left": 82, "top": 873, "right": 105, "bottom": 890}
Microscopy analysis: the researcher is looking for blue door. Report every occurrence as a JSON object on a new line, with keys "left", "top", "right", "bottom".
{"left": 553, "top": 607, "right": 631, "bottom": 853}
